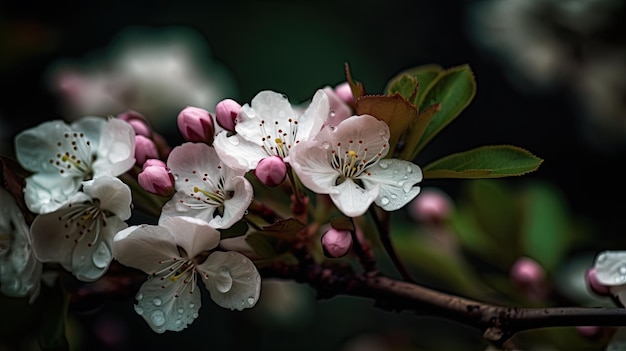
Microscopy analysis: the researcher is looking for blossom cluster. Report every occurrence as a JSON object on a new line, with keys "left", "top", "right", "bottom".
{"left": 0, "top": 83, "right": 424, "bottom": 333}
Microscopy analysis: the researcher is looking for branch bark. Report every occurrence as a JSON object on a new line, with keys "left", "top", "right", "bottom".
{"left": 260, "top": 261, "right": 626, "bottom": 348}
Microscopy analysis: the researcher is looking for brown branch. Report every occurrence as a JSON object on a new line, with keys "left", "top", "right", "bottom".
{"left": 260, "top": 260, "right": 626, "bottom": 348}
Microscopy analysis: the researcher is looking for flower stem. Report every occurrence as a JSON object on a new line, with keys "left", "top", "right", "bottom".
{"left": 368, "top": 206, "right": 414, "bottom": 282}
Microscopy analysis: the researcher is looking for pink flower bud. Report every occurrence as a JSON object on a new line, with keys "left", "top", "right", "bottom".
{"left": 215, "top": 98, "right": 241, "bottom": 132}
{"left": 576, "top": 326, "right": 601, "bottom": 339}
{"left": 254, "top": 156, "right": 286, "bottom": 187}
{"left": 134, "top": 135, "right": 159, "bottom": 166}
{"left": 321, "top": 228, "right": 352, "bottom": 258}
{"left": 586, "top": 268, "right": 611, "bottom": 296}
{"left": 510, "top": 257, "right": 548, "bottom": 300}
{"left": 323, "top": 86, "right": 353, "bottom": 128}
{"left": 138, "top": 160, "right": 174, "bottom": 196}
{"left": 117, "top": 110, "right": 152, "bottom": 137}
{"left": 334, "top": 82, "right": 355, "bottom": 105}
{"left": 177, "top": 106, "right": 215, "bottom": 143}
{"left": 409, "top": 188, "right": 453, "bottom": 224}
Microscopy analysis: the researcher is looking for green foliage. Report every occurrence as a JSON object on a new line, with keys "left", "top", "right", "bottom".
{"left": 245, "top": 218, "right": 306, "bottom": 259}
{"left": 422, "top": 145, "right": 544, "bottom": 179}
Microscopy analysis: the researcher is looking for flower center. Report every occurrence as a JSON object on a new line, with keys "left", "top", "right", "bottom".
{"left": 49, "top": 132, "right": 94, "bottom": 178}
{"left": 58, "top": 200, "right": 109, "bottom": 247}
{"left": 259, "top": 118, "right": 299, "bottom": 158}
{"left": 178, "top": 169, "right": 230, "bottom": 212}
{"left": 154, "top": 256, "right": 198, "bottom": 298}
{"left": 328, "top": 138, "right": 385, "bottom": 183}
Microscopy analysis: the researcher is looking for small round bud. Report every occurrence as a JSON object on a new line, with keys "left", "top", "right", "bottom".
{"left": 576, "top": 326, "right": 602, "bottom": 339}
{"left": 177, "top": 106, "right": 215, "bottom": 143}
{"left": 321, "top": 228, "right": 353, "bottom": 258}
{"left": 334, "top": 82, "right": 354, "bottom": 105}
{"left": 138, "top": 160, "right": 175, "bottom": 196}
{"left": 215, "top": 98, "right": 241, "bottom": 132}
{"left": 586, "top": 268, "right": 611, "bottom": 296}
{"left": 117, "top": 110, "right": 152, "bottom": 137}
{"left": 409, "top": 188, "right": 453, "bottom": 224}
{"left": 510, "top": 257, "right": 548, "bottom": 300}
{"left": 254, "top": 156, "right": 287, "bottom": 187}
{"left": 134, "top": 135, "right": 159, "bottom": 166}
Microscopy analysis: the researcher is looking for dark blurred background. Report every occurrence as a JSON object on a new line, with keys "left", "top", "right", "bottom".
{"left": 1, "top": 0, "right": 625, "bottom": 350}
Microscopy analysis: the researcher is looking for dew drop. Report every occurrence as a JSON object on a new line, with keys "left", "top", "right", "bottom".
{"left": 152, "top": 298, "right": 162, "bottom": 306}
{"left": 598, "top": 253, "right": 607, "bottom": 262}
{"left": 136, "top": 292, "right": 144, "bottom": 301}
{"left": 390, "top": 194, "right": 397, "bottom": 199}
{"left": 406, "top": 166, "right": 413, "bottom": 173}
{"left": 150, "top": 310, "right": 166, "bottom": 327}
{"left": 380, "top": 197, "right": 390, "bottom": 206}
{"left": 193, "top": 312, "right": 199, "bottom": 318}
{"left": 247, "top": 297, "right": 255, "bottom": 305}
{"left": 189, "top": 302, "right": 195, "bottom": 308}
{"left": 175, "top": 319, "right": 181, "bottom": 325}
{"left": 173, "top": 173, "right": 180, "bottom": 180}
{"left": 329, "top": 111, "right": 336, "bottom": 117}
{"left": 378, "top": 161, "right": 388, "bottom": 169}
{"left": 619, "top": 265, "right": 626, "bottom": 275}
{"left": 134, "top": 306, "right": 144, "bottom": 315}
{"left": 215, "top": 267, "right": 233, "bottom": 293}
{"left": 228, "top": 136, "right": 240, "bottom": 146}
{"left": 246, "top": 109, "right": 256, "bottom": 117}
{"left": 322, "top": 142, "right": 331, "bottom": 150}
{"left": 177, "top": 308, "right": 184, "bottom": 314}
{"left": 92, "top": 241, "right": 112, "bottom": 269}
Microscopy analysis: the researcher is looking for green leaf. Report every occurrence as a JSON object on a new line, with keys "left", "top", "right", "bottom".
{"left": 422, "top": 145, "right": 543, "bottom": 179}
{"left": 386, "top": 74, "right": 418, "bottom": 102}
{"left": 257, "top": 218, "right": 306, "bottom": 240}
{"left": 413, "top": 64, "right": 476, "bottom": 155}
{"left": 520, "top": 183, "right": 572, "bottom": 271}
{"left": 397, "top": 103, "right": 441, "bottom": 161}
{"left": 245, "top": 233, "right": 278, "bottom": 259}
{"left": 219, "top": 219, "right": 249, "bottom": 239}
{"left": 384, "top": 64, "right": 444, "bottom": 107}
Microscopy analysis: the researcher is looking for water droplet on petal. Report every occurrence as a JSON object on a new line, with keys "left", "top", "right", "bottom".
{"left": 92, "top": 241, "right": 112, "bottom": 269}
{"left": 378, "top": 161, "right": 388, "bottom": 169}
{"left": 380, "top": 197, "right": 390, "bottom": 206}
{"left": 150, "top": 310, "right": 166, "bottom": 327}
{"left": 134, "top": 306, "right": 144, "bottom": 315}
{"left": 619, "top": 265, "right": 626, "bottom": 275}
{"left": 406, "top": 166, "right": 413, "bottom": 173}
{"left": 193, "top": 312, "right": 199, "bottom": 318}
{"left": 329, "top": 111, "right": 336, "bottom": 117}
{"left": 328, "top": 125, "right": 336, "bottom": 131}
{"left": 246, "top": 109, "right": 256, "bottom": 117}
{"left": 136, "top": 292, "right": 143, "bottom": 301}
{"left": 247, "top": 297, "right": 255, "bottom": 305}
{"left": 228, "top": 136, "right": 240, "bottom": 146}
{"left": 322, "top": 142, "right": 330, "bottom": 150}
{"left": 189, "top": 302, "right": 195, "bottom": 308}
{"left": 152, "top": 298, "right": 162, "bottom": 306}
{"left": 177, "top": 308, "right": 184, "bottom": 314}
{"left": 598, "top": 253, "right": 607, "bottom": 262}
{"left": 390, "top": 194, "right": 397, "bottom": 199}
{"left": 173, "top": 173, "right": 180, "bottom": 180}
{"left": 175, "top": 319, "right": 181, "bottom": 325}
{"left": 215, "top": 267, "right": 233, "bottom": 293}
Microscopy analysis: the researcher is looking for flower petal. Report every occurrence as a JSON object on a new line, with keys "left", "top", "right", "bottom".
{"left": 29, "top": 193, "right": 92, "bottom": 267}
{"left": 160, "top": 216, "right": 220, "bottom": 258}
{"left": 71, "top": 216, "right": 126, "bottom": 282}
{"left": 133, "top": 275, "right": 202, "bottom": 333}
{"left": 294, "top": 89, "right": 329, "bottom": 141}
{"left": 360, "top": 159, "right": 422, "bottom": 211}
{"left": 594, "top": 251, "right": 626, "bottom": 286}
{"left": 159, "top": 191, "right": 217, "bottom": 224}
{"left": 15, "top": 120, "right": 75, "bottom": 173}
{"left": 213, "top": 132, "right": 268, "bottom": 172}
{"left": 288, "top": 140, "right": 340, "bottom": 194}
{"left": 23, "top": 173, "right": 82, "bottom": 214}
{"left": 329, "top": 180, "right": 379, "bottom": 217}
{"left": 92, "top": 118, "right": 136, "bottom": 177}
{"left": 70, "top": 116, "right": 106, "bottom": 150}
{"left": 113, "top": 224, "right": 180, "bottom": 274}
{"left": 235, "top": 91, "right": 296, "bottom": 143}
{"left": 198, "top": 251, "right": 261, "bottom": 311}
{"left": 83, "top": 176, "right": 133, "bottom": 220}
{"left": 211, "top": 176, "right": 253, "bottom": 229}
